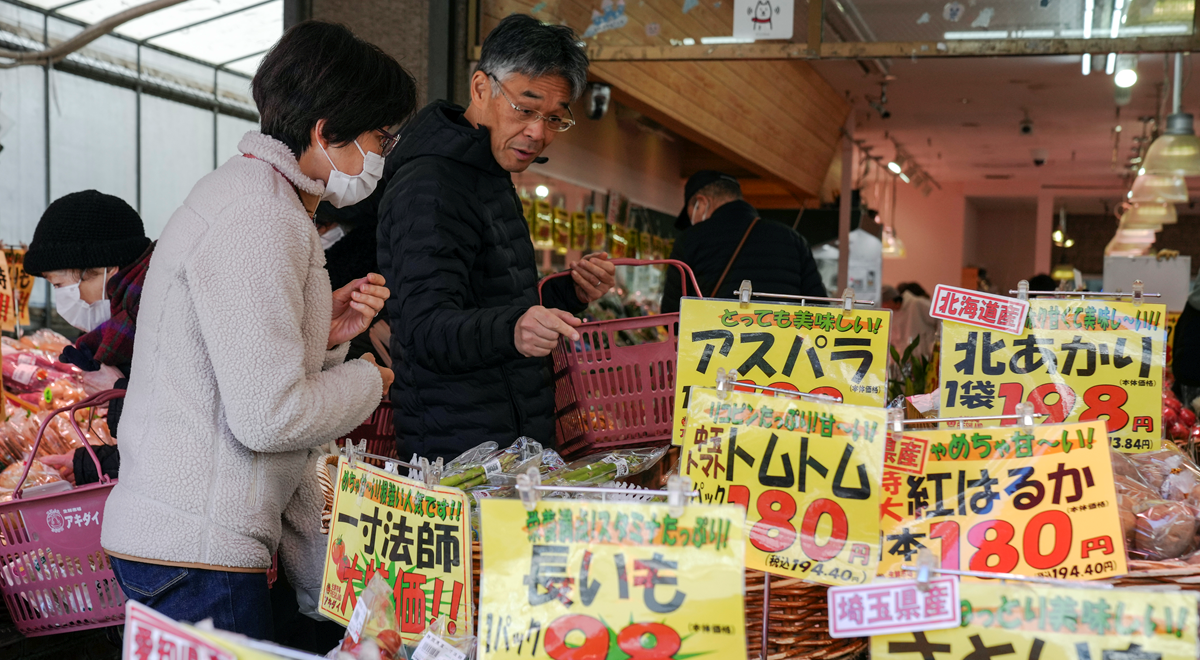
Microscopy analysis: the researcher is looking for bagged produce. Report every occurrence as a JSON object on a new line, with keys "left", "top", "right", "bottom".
{"left": 333, "top": 574, "right": 406, "bottom": 660}
{"left": 0, "top": 458, "right": 63, "bottom": 501}
{"left": 440, "top": 437, "right": 545, "bottom": 490}
{"left": 544, "top": 445, "right": 669, "bottom": 486}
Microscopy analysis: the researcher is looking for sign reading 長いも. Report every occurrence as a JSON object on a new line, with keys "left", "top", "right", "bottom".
{"left": 477, "top": 498, "right": 747, "bottom": 660}
{"left": 673, "top": 297, "right": 890, "bottom": 446}
{"left": 930, "top": 284, "right": 1029, "bottom": 335}
{"left": 683, "top": 387, "right": 886, "bottom": 586}
{"left": 320, "top": 458, "right": 472, "bottom": 645}
{"left": 940, "top": 298, "right": 1167, "bottom": 452}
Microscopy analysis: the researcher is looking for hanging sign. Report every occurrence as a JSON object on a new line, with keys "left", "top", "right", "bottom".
{"left": 871, "top": 581, "right": 1200, "bottom": 660}
{"left": 877, "top": 421, "right": 1128, "bottom": 581}
{"left": 3, "top": 248, "right": 31, "bottom": 326}
{"left": 939, "top": 298, "right": 1167, "bottom": 452}
{"left": 828, "top": 576, "right": 961, "bottom": 638}
{"left": 930, "top": 284, "right": 1029, "bottom": 335}
{"left": 477, "top": 498, "right": 747, "bottom": 660}
{"left": 0, "top": 250, "right": 15, "bottom": 332}
{"left": 683, "top": 386, "right": 885, "bottom": 585}
{"left": 673, "top": 297, "right": 890, "bottom": 445}
{"left": 733, "top": 0, "right": 795, "bottom": 40}
{"left": 320, "top": 458, "right": 472, "bottom": 644}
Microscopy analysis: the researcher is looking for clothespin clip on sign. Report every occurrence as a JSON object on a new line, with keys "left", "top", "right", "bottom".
{"left": 914, "top": 548, "right": 938, "bottom": 592}
{"left": 736, "top": 280, "right": 752, "bottom": 307}
{"left": 517, "top": 466, "right": 542, "bottom": 512}
{"left": 1132, "top": 279, "right": 1144, "bottom": 307}
{"left": 715, "top": 367, "right": 739, "bottom": 400}
{"left": 424, "top": 457, "right": 443, "bottom": 487}
{"left": 1016, "top": 280, "right": 1029, "bottom": 302}
{"left": 667, "top": 474, "right": 691, "bottom": 517}
{"left": 1017, "top": 401, "right": 1035, "bottom": 435}
{"left": 841, "top": 287, "right": 856, "bottom": 313}
{"left": 888, "top": 407, "right": 904, "bottom": 437}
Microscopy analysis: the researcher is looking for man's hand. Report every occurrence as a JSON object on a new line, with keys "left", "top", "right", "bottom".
{"left": 360, "top": 352, "right": 393, "bottom": 399}
{"left": 329, "top": 273, "right": 389, "bottom": 349}
{"left": 570, "top": 252, "right": 616, "bottom": 304}
{"left": 515, "top": 306, "right": 582, "bottom": 357}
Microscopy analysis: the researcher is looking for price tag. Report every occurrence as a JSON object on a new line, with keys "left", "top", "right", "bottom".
{"left": 122, "top": 601, "right": 235, "bottom": 660}
{"left": 683, "top": 387, "right": 886, "bottom": 585}
{"left": 345, "top": 593, "right": 369, "bottom": 643}
{"left": 877, "top": 420, "right": 1128, "bottom": 581}
{"left": 477, "top": 499, "right": 747, "bottom": 660}
{"left": 673, "top": 297, "right": 891, "bottom": 445}
{"left": 828, "top": 577, "right": 960, "bottom": 638}
{"left": 320, "top": 458, "right": 473, "bottom": 647}
{"left": 413, "top": 633, "right": 467, "bottom": 660}
{"left": 940, "top": 299, "right": 1167, "bottom": 452}
{"left": 871, "top": 581, "right": 1199, "bottom": 660}
{"left": 483, "top": 458, "right": 502, "bottom": 477}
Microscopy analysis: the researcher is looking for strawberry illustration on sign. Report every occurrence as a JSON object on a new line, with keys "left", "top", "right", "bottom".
{"left": 733, "top": 0, "right": 793, "bottom": 40}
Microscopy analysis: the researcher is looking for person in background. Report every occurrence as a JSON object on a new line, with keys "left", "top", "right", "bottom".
{"left": 100, "top": 20, "right": 414, "bottom": 639}
{"left": 890, "top": 281, "right": 936, "bottom": 360}
{"left": 879, "top": 284, "right": 902, "bottom": 313}
{"left": 1028, "top": 273, "right": 1057, "bottom": 292}
{"left": 378, "top": 14, "right": 614, "bottom": 461}
{"left": 23, "top": 189, "right": 154, "bottom": 483}
{"left": 660, "top": 170, "right": 826, "bottom": 313}
{"left": 1172, "top": 277, "right": 1200, "bottom": 410}
{"left": 316, "top": 198, "right": 390, "bottom": 366}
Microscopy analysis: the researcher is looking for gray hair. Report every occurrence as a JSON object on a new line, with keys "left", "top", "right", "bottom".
{"left": 478, "top": 14, "right": 589, "bottom": 101}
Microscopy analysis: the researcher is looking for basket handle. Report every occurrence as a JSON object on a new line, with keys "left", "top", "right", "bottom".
{"left": 11, "top": 388, "right": 126, "bottom": 499}
{"left": 537, "top": 258, "right": 703, "bottom": 305}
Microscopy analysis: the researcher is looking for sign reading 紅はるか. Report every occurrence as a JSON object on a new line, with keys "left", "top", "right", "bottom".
{"left": 940, "top": 298, "right": 1167, "bottom": 452}
{"left": 320, "top": 458, "right": 471, "bottom": 645}
{"left": 673, "top": 297, "right": 890, "bottom": 445}
{"left": 477, "top": 498, "right": 747, "bottom": 660}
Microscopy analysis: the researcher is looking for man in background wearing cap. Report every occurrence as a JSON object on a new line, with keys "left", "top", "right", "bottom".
{"left": 661, "top": 170, "right": 826, "bottom": 313}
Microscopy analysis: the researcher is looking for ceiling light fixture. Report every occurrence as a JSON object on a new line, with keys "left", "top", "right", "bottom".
{"left": 887, "top": 161, "right": 902, "bottom": 174}
{"left": 1142, "top": 53, "right": 1200, "bottom": 176}
{"left": 535, "top": 185, "right": 549, "bottom": 198}
{"left": 1129, "top": 174, "right": 1188, "bottom": 203}
{"left": 1114, "top": 54, "right": 1138, "bottom": 87}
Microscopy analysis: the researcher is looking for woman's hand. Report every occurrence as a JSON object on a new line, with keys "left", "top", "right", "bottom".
{"left": 80, "top": 364, "right": 124, "bottom": 396}
{"left": 329, "top": 273, "right": 389, "bottom": 349}
{"left": 40, "top": 453, "right": 76, "bottom": 485}
{"left": 360, "top": 353, "right": 393, "bottom": 399}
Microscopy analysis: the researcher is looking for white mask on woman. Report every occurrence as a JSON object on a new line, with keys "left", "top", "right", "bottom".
{"left": 54, "top": 270, "right": 111, "bottom": 332}
{"left": 320, "top": 139, "right": 384, "bottom": 208}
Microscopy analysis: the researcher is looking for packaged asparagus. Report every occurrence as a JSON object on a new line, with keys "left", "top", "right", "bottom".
{"left": 440, "top": 437, "right": 544, "bottom": 489}
{"left": 544, "top": 446, "right": 669, "bottom": 486}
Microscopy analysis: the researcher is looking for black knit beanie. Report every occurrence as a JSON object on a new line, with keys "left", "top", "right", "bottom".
{"left": 25, "top": 190, "right": 151, "bottom": 277}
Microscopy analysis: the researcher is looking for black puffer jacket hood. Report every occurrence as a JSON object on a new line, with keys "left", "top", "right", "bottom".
{"left": 378, "top": 101, "right": 583, "bottom": 460}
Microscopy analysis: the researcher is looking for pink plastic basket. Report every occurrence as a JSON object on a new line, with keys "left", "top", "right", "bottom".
{"left": 539, "top": 258, "right": 701, "bottom": 459}
{"left": 0, "top": 389, "right": 126, "bottom": 637}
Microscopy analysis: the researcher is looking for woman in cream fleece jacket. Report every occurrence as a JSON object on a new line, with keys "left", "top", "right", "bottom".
{"left": 101, "top": 21, "right": 416, "bottom": 639}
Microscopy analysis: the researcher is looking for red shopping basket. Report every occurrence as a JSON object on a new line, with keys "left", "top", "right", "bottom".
{"left": 0, "top": 389, "right": 126, "bottom": 636}
{"left": 335, "top": 401, "right": 397, "bottom": 466}
{"left": 538, "top": 258, "right": 701, "bottom": 459}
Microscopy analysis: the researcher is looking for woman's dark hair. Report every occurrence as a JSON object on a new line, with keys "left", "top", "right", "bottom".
{"left": 252, "top": 21, "right": 417, "bottom": 157}
{"left": 897, "top": 282, "right": 930, "bottom": 299}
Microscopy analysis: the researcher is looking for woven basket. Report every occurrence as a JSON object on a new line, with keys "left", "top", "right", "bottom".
{"left": 1106, "top": 560, "right": 1200, "bottom": 591}
{"left": 746, "top": 571, "right": 867, "bottom": 660}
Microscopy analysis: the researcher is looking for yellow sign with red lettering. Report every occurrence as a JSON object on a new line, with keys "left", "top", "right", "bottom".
{"left": 673, "top": 297, "right": 891, "bottom": 445}
{"left": 4, "top": 248, "right": 32, "bottom": 327}
{"left": 320, "top": 458, "right": 472, "bottom": 645}
{"left": 877, "top": 421, "right": 1128, "bottom": 581}
{"left": 683, "top": 386, "right": 886, "bottom": 585}
{"left": 871, "top": 581, "right": 1199, "bottom": 660}
{"left": 478, "top": 498, "right": 747, "bottom": 660}
{"left": 940, "top": 299, "right": 1167, "bottom": 452}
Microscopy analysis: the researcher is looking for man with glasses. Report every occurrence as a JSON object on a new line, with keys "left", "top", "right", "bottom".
{"left": 378, "top": 14, "right": 613, "bottom": 460}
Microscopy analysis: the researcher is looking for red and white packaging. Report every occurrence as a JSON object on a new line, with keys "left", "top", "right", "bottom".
{"left": 827, "top": 576, "right": 960, "bottom": 638}
{"left": 929, "top": 284, "right": 1029, "bottom": 335}
{"left": 123, "top": 600, "right": 235, "bottom": 660}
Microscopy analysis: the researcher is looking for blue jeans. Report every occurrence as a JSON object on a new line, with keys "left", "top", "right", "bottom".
{"left": 111, "top": 556, "right": 274, "bottom": 641}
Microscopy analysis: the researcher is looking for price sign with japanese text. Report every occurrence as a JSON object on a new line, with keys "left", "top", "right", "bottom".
{"left": 683, "top": 386, "right": 886, "bottom": 585}
{"left": 0, "top": 249, "right": 15, "bottom": 332}
{"left": 320, "top": 458, "right": 472, "bottom": 645}
{"left": 478, "top": 498, "right": 747, "bottom": 660}
{"left": 3, "top": 248, "right": 32, "bottom": 326}
{"left": 940, "top": 299, "right": 1168, "bottom": 452}
{"left": 877, "top": 421, "right": 1128, "bottom": 581}
{"left": 123, "top": 601, "right": 235, "bottom": 660}
{"left": 1166, "top": 310, "right": 1181, "bottom": 369}
{"left": 673, "top": 297, "right": 890, "bottom": 445}
{"left": 871, "top": 581, "right": 1199, "bottom": 660}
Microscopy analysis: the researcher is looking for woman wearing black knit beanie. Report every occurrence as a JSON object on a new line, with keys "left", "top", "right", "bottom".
{"left": 24, "top": 189, "right": 155, "bottom": 481}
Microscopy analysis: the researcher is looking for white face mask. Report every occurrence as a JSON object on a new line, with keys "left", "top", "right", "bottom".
{"left": 320, "top": 224, "right": 346, "bottom": 250}
{"left": 320, "top": 139, "right": 384, "bottom": 208}
{"left": 54, "top": 271, "right": 111, "bottom": 332}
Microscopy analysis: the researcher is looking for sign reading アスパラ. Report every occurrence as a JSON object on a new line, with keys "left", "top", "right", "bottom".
{"left": 877, "top": 421, "right": 1128, "bottom": 581}
{"left": 871, "top": 581, "right": 1199, "bottom": 660}
{"left": 940, "top": 299, "right": 1167, "bottom": 452}
{"left": 478, "top": 498, "right": 747, "bottom": 660}
{"left": 683, "top": 387, "right": 885, "bottom": 585}
{"left": 320, "top": 458, "right": 472, "bottom": 644}
{"left": 673, "top": 297, "right": 890, "bottom": 445}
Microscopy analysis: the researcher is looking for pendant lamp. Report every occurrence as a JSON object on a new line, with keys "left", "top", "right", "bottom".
{"left": 1143, "top": 53, "right": 1200, "bottom": 176}
{"left": 1122, "top": 203, "right": 1176, "bottom": 229}
{"left": 1051, "top": 263, "right": 1076, "bottom": 281}
{"left": 881, "top": 225, "right": 907, "bottom": 259}
{"left": 1128, "top": 174, "right": 1188, "bottom": 203}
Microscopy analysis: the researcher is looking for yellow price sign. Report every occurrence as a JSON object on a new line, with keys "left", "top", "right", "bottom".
{"left": 478, "top": 498, "right": 747, "bottom": 660}
{"left": 320, "top": 458, "right": 472, "bottom": 644}
{"left": 940, "top": 299, "right": 1167, "bottom": 452}
{"left": 673, "top": 297, "right": 890, "bottom": 445}
{"left": 1166, "top": 309, "right": 1181, "bottom": 369}
{"left": 3, "top": 248, "right": 31, "bottom": 326}
{"left": 684, "top": 387, "right": 885, "bottom": 585}
{"left": 877, "top": 421, "right": 1128, "bottom": 581}
{"left": 871, "top": 581, "right": 1198, "bottom": 660}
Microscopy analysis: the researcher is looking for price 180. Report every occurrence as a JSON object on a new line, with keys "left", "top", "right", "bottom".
{"left": 924, "top": 513, "right": 1118, "bottom": 575}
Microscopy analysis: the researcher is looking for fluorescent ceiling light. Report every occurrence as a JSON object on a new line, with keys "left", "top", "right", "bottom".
{"left": 1114, "top": 54, "right": 1138, "bottom": 87}
{"left": 699, "top": 37, "right": 755, "bottom": 44}
{"left": 943, "top": 30, "right": 1055, "bottom": 40}
{"left": 888, "top": 162, "right": 902, "bottom": 174}
{"left": 899, "top": 172, "right": 911, "bottom": 183}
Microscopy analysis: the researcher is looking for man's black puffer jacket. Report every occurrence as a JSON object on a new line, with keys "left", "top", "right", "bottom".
{"left": 661, "top": 200, "right": 827, "bottom": 313}
{"left": 378, "top": 102, "right": 584, "bottom": 461}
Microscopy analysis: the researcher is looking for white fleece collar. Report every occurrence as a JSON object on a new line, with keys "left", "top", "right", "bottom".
{"left": 237, "top": 131, "right": 326, "bottom": 197}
